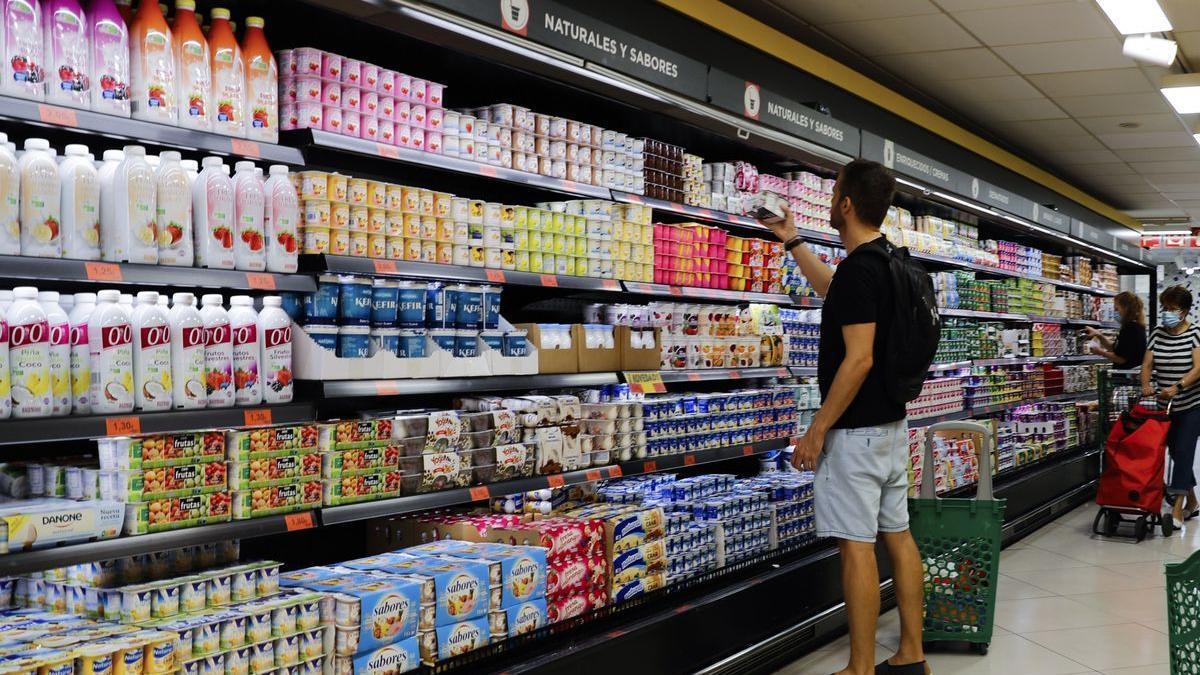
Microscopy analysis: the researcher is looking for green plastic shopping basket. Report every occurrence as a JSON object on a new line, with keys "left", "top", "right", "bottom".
{"left": 1166, "top": 548, "right": 1200, "bottom": 673}
{"left": 909, "top": 421, "right": 1006, "bottom": 655}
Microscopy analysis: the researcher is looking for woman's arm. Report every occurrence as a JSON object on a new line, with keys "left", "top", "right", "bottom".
{"left": 1084, "top": 327, "right": 1115, "bottom": 350}
{"left": 1141, "top": 346, "right": 1155, "bottom": 397}
{"left": 1091, "top": 346, "right": 1126, "bottom": 366}
{"left": 1165, "top": 346, "right": 1200, "bottom": 400}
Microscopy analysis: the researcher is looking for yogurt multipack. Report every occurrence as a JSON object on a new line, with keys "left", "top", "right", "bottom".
{"left": 432, "top": 543, "right": 547, "bottom": 609}
{"left": 300, "top": 573, "right": 421, "bottom": 655}
{"left": 343, "top": 557, "right": 490, "bottom": 626}
{"left": 334, "top": 635, "right": 419, "bottom": 675}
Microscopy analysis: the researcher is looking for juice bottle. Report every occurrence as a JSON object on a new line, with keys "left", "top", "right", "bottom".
{"left": 192, "top": 155, "right": 234, "bottom": 268}
{"left": 88, "top": 288, "right": 133, "bottom": 413}
{"left": 87, "top": 0, "right": 130, "bottom": 117}
{"left": 129, "top": 0, "right": 175, "bottom": 124}
{"left": 258, "top": 295, "right": 291, "bottom": 403}
{"left": 207, "top": 7, "right": 243, "bottom": 137}
{"left": 154, "top": 150, "right": 192, "bottom": 266}
{"left": 180, "top": 157, "right": 197, "bottom": 183}
{"left": 4, "top": 0, "right": 46, "bottom": 100}
{"left": 232, "top": 160, "right": 264, "bottom": 271}
{"left": 67, "top": 290, "right": 93, "bottom": 414}
{"left": 0, "top": 133, "right": 19, "bottom": 255}
{"left": 171, "top": 0, "right": 208, "bottom": 130}
{"left": 37, "top": 290, "right": 70, "bottom": 415}
{"left": 241, "top": 15, "right": 275, "bottom": 143}
{"left": 18, "top": 138, "right": 62, "bottom": 258}
{"left": 131, "top": 290, "right": 171, "bottom": 410}
{"left": 167, "top": 291, "right": 204, "bottom": 408}
{"left": 199, "top": 293, "right": 232, "bottom": 407}
{"left": 100, "top": 144, "right": 156, "bottom": 263}
{"left": 227, "top": 295, "right": 259, "bottom": 405}
{"left": 262, "top": 164, "right": 297, "bottom": 273}
{"left": 58, "top": 143, "right": 100, "bottom": 260}
{"left": 8, "top": 286, "right": 51, "bottom": 417}
{"left": 43, "top": 0, "right": 89, "bottom": 108}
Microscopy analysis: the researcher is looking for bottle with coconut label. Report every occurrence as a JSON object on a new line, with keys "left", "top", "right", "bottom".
{"left": 118, "top": 292, "right": 132, "bottom": 317}
{"left": 168, "top": 291, "right": 205, "bottom": 408}
{"left": 263, "top": 164, "right": 297, "bottom": 273}
{"left": 37, "top": 290, "right": 70, "bottom": 415}
{"left": 8, "top": 286, "right": 51, "bottom": 417}
{"left": 207, "top": 7, "right": 243, "bottom": 137}
{"left": 0, "top": 300, "right": 8, "bottom": 419}
{"left": 131, "top": 290, "right": 170, "bottom": 410}
{"left": 129, "top": 0, "right": 174, "bottom": 124}
{"left": 88, "top": 0, "right": 130, "bottom": 117}
{"left": 88, "top": 288, "right": 132, "bottom": 413}
{"left": 241, "top": 15, "right": 275, "bottom": 143}
{"left": 18, "top": 138, "right": 61, "bottom": 258}
{"left": 67, "top": 291, "right": 93, "bottom": 413}
{"left": 154, "top": 151, "right": 192, "bottom": 266}
{"left": 0, "top": 133, "right": 19, "bottom": 255}
{"left": 258, "top": 296, "right": 291, "bottom": 403}
{"left": 193, "top": 156, "right": 234, "bottom": 268}
{"left": 199, "top": 293, "right": 232, "bottom": 407}
{"left": 4, "top": 0, "right": 46, "bottom": 101}
{"left": 227, "top": 295, "right": 259, "bottom": 406}
{"left": 232, "top": 160, "right": 264, "bottom": 271}
{"left": 58, "top": 143, "right": 100, "bottom": 260}
{"left": 101, "top": 145, "right": 156, "bottom": 263}
{"left": 172, "top": 0, "right": 209, "bottom": 130}
{"left": 44, "top": 0, "right": 90, "bottom": 109}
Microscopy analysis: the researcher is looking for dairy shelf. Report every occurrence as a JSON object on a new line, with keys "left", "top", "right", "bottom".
{"left": 0, "top": 255, "right": 317, "bottom": 292}
{"left": 909, "top": 389, "right": 1099, "bottom": 428}
{"left": 318, "top": 372, "right": 621, "bottom": 399}
{"left": 911, "top": 251, "right": 1118, "bottom": 297}
{"left": 655, "top": 367, "right": 792, "bottom": 383}
{"left": 305, "top": 254, "right": 624, "bottom": 292}
{"left": 0, "top": 95, "right": 303, "bottom": 164}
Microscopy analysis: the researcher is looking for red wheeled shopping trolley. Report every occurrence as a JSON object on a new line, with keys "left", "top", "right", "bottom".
{"left": 1093, "top": 398, "right": 1173, "bottom": 541}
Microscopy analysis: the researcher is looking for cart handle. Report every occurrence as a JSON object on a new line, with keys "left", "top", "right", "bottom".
{"left": 919, "top": 420, "right": 995, "bottom": 501}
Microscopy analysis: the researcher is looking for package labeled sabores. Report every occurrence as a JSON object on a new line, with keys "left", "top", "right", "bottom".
{"left": 489, "top": 598, "right": 548, "bottom": 638}
{"left": 334, "top": 636, "right": 421, "bottom": 675}
{"left": 298, "top": 573, "right": 422, "bottom": 655}
{"left": 124, "top": 492, "right": 232, "bottom": 534}
{"left": 99, "top": 432, "right": 226, "bottom": 470}
{"left": 420, "top": 616, "right": 491, "bottom": 663}
{"left": 231, "top": 481, "right": 322, "bottom": 519}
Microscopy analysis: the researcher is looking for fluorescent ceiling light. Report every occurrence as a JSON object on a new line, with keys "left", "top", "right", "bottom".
{"left": 1097, "top": 0, "right": 1172, "bottom": 34}
{"left": 1123, "top": 35, "right": 1177, "bottom": 66}
{"left": 1161, "top": 74, "right": 1200, "bottom": 113}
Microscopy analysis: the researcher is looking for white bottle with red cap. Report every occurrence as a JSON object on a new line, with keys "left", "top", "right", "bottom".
{"left": 88, "top": 289, "right": 133, "bottom": 414}
{"left": 67, "top": 291, "right": 95, "bottom": 414}
{"left": 38, "top": 291, "right": 72, "bottom": 416}
{"left": 199, "top": 293, "right": 234, "bottom": 408}
{"left": 228, "top": 295, "right": 261, "bottom": 406}
{"left": 7, "top": 286, "right": 51, "bottom": 418}
{"left": 131, "top": 290, "right": 172, "bottom": 411}
{"left": 168, "top": 291, "right": 206, "bottom": 409}
{"left": 258, "top": 296, "right": 291, "bottom": 403}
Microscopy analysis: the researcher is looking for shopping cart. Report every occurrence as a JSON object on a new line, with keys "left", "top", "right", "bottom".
{"left": 1092, "top": 395, "right": 1172, "bottom": 541}
{"left": 910, "top": 421, "right": 1005, "bottom": 656}
{"left": 1166, "top": 548, "right": 1200, "bottom": 673}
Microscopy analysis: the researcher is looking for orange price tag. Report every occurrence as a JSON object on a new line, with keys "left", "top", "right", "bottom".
{"left": 668, "top": 286, "right": 682, "bottom": 296}
{"left": 600, "top": 279, "right": 620, "bottom": 291}
{"left": 742, "top": 445, "right": 754, "bottom": 456}
{"left": 105, "top": 416, "right": 141, "bottom": 436}
{"left": 608, "top": 466, "right": 623, "bottom": 478}
{"left": 479, "top": 165, "right": 498, "bottom": 178}
{"left": 375, "top": 143, "right": 400, "bottom": 160}
{"left": 585, "top": 469, "right": 602, "bottom": 481}
{"left": 643, "top": 460, "right": 658, "bottom": 473}
{"left": 230, "top": 138, "right": 261, "bottom": 158}
{"left": 485, "top": 269, "right": 506, "bottom": 283}
{"left": 243, "top": 408, "right": 273, "bottom": 427}
{"left": 469, "top": 486, "right": 490, "bottom": 501}
{"left": 539, "top": 274, "right": 558, "bottom": 288}
{"left": 373, "top": 259, "right": 398, "bottom": 274}
{"left": 38, "top": 104, "right": 77, "bottom": 127}
{"left": 284, "top": 511, "right": 315, "bottom": 531}
{"left": 245, "top": 273, "right": 276, "bottom": 290}
{"left": 547, "top": 474, "right": 565, "bottom": 488}
{"left": 686, "top": 372, "right": 701, "bottom": 382}
{"left": 683, "top": 454, "right": 696, "bottom": 466}
{"left": 376, "top": 382, "right": 401, "bottom": 396}
{"left": 85, "top": 262, "right": 122, "bottom": 282}
{"left": 728, "top": 370, "right": 742, "bottom": 379}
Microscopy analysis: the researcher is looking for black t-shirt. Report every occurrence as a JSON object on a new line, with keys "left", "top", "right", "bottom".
{"left": 1113, "top": 322, "right": 1147, "bottom": 368}
{"left": 818, "top": 237, "right": 906, "bottom": 429}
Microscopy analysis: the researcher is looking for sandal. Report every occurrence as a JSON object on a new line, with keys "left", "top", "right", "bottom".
{"left": 1186, "top": 509, "right": 1199, "bottom": 521}
{"left": 874, "top": 661, "right": 929, "bottom": 675}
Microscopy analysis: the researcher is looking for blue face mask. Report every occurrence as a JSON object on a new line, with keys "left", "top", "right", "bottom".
{"left": 1163, "top": 310, "right": 1184, "bottom": 328}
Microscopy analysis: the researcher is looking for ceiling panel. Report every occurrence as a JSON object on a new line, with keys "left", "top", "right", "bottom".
{"left": 955, "top": 97, "right": 1067, "bottom": 122}
{"left": 1016, "top": 134, "right": 1108, "bottom": 151}
{"left": 1097, "top": 131, "right": 1196, "bottom": 149}
{"left": 1174, "top": 31, "right": 1200, "bottom": 62}
{"left": 1065, "top": 162, "right": 1137, "bottom": 176}
{"left": 1083, "top": 174, "right": 1162, "bottom": 186}
{"left": 883, "top": 48, "right": 1016, "bottom": 81}
{"left": 1025, "top": 69, "right": 1157, "bottom": 97}
{"left": 1050, "top": 149, "right": 1122, "bottom": 164}
{"left": 1115, "top": 147, "right": 1200, "bottom": 162}
{"left": 773, "top": 0, "right": 940, "bottom": 25}
{"left": 821, "top": 15, "right": 979, "bottom": 56}
{"left": 1161, "top": 0, "right": 1200, "bottom": 31}
{"left": 993, "top": 38, "right": 1133, "bottom": 75}
{"left": 1129, "top": 161, "right": 1200, "bottom": 174}
{"left": 1076, "top": 113, "right": 1186, "bottom": 136}
{"left": 934, "top": 0, "right": 1056, "bottom": 10}
{"left": 952, "top": 2, "right": 1113, "bottom": 47}
{"left": 934, "top": 75, "right": 1042, "bottom": 102}
{"left": 1053, "top": 92, "right": 1172, "bottom": 119}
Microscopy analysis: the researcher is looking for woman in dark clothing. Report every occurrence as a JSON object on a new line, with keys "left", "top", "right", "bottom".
{"left": 1087, "top": 291, "right": 1147, "bottom": 368}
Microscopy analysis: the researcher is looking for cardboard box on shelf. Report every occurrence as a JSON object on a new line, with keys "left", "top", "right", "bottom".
{"left": 617, "top": 326, "right": 660, "bottom": 371}
{"left": 515, "top": 324, "right": 579, "bottom": 374}
{"left": 572, "top": 324, "right": 620, "bottom": 373}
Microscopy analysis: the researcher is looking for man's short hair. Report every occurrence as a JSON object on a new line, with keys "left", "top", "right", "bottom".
{"left": 839, "top": 159, "right": 896, "bottom": 228}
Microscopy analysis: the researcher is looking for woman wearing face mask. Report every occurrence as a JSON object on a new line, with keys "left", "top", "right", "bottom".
{"left": 1086, "top": 291, "right": 1146, "bottom": 368}
{"left": 1142, "top": 285, "right": 1200, "bottom": 528}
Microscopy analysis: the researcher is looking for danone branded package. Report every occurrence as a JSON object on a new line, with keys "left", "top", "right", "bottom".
{"left": 299, "top": 573, "right": 421, "bottom": 655}
{"left": 432, "top": 544, "right": 547, "bottom": 608}
{"left": 0, "top": 498, "right": 125, "bottom": 552}
{"left": 340, "top": 635, "right": 420, "bottom": 675}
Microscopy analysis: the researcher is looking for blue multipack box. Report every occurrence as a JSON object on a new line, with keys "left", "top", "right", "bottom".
{"left": 301, "top": 574, "right": 422, "bottom": 654}
{"left": 434, "top": 543, "right": 547, "bottom": 609}
{"left": 348, "top": 636, "right": 420, "bottom": 675}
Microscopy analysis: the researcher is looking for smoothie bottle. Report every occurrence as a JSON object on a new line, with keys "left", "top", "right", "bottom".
{"left": 87, "top": 0, "right": 130, "bottom": 117}
{"left": 67, "top": 290, "right": 94, "bottom": 414}
{"left": 228, "top": 295, "right": 259, "bottom": 405}
{"left": 241, "top": 15, "right": 276, "bottom": 143}
{"left": 8, "top": 286, "right": 51, "bottom": 417}
{"left": 262, "top": 164, "right": 297, "bottom": 273}
{"left": 0, "top": 132, "right": 19, "bottom": 254}
{"left": 18, "top": 138, "right": 62, "bottom": 258}
{"left": 192, "top": 155, "right": 234, "bottom": 268}
{"left": 171, "top": 0, "right": 209, "bottom": 130}
{"left": 43, "top": 0, "right": 89, "bottom": 108}
{"left": 87, "top": 288, "right": 133, "bottom": 413}
{"left": 199, "top": 293, "right": 232, "bottom": 407}
{"left": 131, "top": 290, "right": 171, "bottom": 410}
{"left": 154, "top": 150, "right": 192, "bottom": 266}
{"left": 129, "top": 0, "right": 175, "bottom": 124}
{"left": 208, "top": 7, "right": 243, "bottom": 137}
{"left": 58, "top": 143, "right": 100, "bottom": 260}
{"left": 258, "top": 295, "right": 291, "bottom": 403}
{"left": 168, "top": 291, "right": 205, "bottom": 408}
{"left": 4, "top": 0, "right": 46, "bottom": 100}
{"left": 0, "top": 297, "right": 8, "bottom": 419}
{"left": 232, "top": 160, "right": 264, "bottom": 271}
{"left": 37, "top": 290, "right": 70, "bottom": 415}
{"left": 100, "top": 144, "right": 156, "bottom": 263}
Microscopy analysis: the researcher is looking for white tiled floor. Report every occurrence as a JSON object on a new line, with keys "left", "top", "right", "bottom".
{"left": 774, "top": 504, "right": 1198, "bottom": 675}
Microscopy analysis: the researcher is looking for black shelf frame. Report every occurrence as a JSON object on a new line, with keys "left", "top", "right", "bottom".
{"left": 0, "top": 255, "right": 316, "bottom": 292}
{"left": 320, "top": 372, "right": 620, "bottom": 399}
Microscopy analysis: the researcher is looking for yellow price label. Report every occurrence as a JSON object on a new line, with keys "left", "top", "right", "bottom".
{"left": 624, "top": 371, "right": 666, "bottom": 394}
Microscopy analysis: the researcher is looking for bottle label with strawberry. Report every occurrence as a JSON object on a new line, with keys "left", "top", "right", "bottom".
{"left": 231, "top": 321, "right": 261, "bottom": 405}
{"left": 19, "top": 159, "right": 62, "bottom": 258}
{"left": 131, "top": 29, "right": 176, "bottom": 123}
{"left": 245, "top": 55, "right": 277, "bottom": 143}
{"left": 212, "top": 46, "right": 245, "bottom": 136}
{"left": 267, "top": 183, "right": 299, "bottom": 273}
{"left": 91, "top": 18, "right": 130, "bottom": 116}
{"left": 156, "top": 172, "right": 192, "bottom": 266}
{"left": 177, "top": 38, "right": 210, "bottom": 129}
{"left": 4, "top": 0, "right": 46, "bottom": 100}
{"left": 203, "top": 321, "right": 234, "bottom": 407}
{"left": 234, "top": 182, "right": 265, "bottom": 271}
{"left": 47, "top": 7, "right": 90, "bottom": 108}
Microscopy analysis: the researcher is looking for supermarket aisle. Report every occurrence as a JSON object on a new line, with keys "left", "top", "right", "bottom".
{"left": 775, "top": 504, "right": 1189, "bottom": 674}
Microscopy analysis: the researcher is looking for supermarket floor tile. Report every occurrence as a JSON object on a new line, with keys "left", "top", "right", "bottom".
{"left": 772, "top": 505, "right": 1178, "bottom": 675}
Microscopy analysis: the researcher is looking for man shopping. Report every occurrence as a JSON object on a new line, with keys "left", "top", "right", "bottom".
{"left": 760, "top": 159, "right": 929, "bottom": 675}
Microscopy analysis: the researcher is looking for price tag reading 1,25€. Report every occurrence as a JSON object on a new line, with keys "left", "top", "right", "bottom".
{"left": 624, "top": 371, "right": 665, "bottom": 394}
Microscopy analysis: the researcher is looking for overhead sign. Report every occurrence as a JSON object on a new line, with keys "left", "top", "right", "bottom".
{"left": 423, "top": 0, "right": 708, "bottom": 100}
{"left": 707, "top": 69, "right": 860, "bottom": 157}
{"left": 861, "top": 132, "right": 961, "bottom": 192}
{"left": 1142, "top": 236, "right": 1162, "bottom": 249}
{"left": 1035, "top": 205, "right": 1071, "bottom": 234}
{"left": 970, "top": 178, "right": 1038, "bottom": 222}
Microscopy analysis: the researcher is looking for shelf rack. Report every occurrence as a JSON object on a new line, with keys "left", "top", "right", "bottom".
{"left": 0, "top": 255, "right": 317, "bottom": 293}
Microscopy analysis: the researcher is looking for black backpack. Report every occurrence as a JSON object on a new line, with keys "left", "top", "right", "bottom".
{"left": 864, "top": 239, "right": 941, "bottom": 404}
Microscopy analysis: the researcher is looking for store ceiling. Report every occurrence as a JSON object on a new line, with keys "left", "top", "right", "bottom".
{"left": 728, "top": 0, "right": 1200, "bottom": 226}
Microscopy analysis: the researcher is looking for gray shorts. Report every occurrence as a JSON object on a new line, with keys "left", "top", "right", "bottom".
{"left": 815, "top": 419, "right": 910, "bottom": 543}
